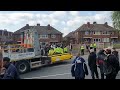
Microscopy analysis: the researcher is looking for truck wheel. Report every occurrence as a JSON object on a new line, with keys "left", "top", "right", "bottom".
{"left": 15, "top": 61, "right": 30, "bottom": 74}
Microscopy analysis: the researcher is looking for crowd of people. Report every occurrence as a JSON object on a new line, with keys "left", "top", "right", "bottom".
{"left": 71, "top": 46, "right": 120, "bottom": 79}
{"left": 42, "top": 43, "right": 73, "bottom": 56}
{"left": 71, "top": 43, "right": 120, "bottom": 79}
{"left": 80, "top": 42, "right": 97, "bottom": 55}
{"left": 0, "top": 42, "right": 120, "bottom": 79}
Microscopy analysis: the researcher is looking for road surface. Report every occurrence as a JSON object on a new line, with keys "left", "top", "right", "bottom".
{"left": 20, "top": 52, "right": 120, "bottom": 79}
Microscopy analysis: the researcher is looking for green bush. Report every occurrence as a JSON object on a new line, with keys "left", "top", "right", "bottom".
{"left": 113, "top": 44, "right": 120, "bottom": 49}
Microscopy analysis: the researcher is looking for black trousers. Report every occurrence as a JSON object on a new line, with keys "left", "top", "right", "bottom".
{"left": 99, "top": 65, "right": 104, "bottom": 79}
{"left": 94, "top": 48, "right": 96, "bottom": 52}
{"left": 81, "top": 49, "right": 84, "bottom": 55}
{"left": 101, "top": 74, "right": 104, "bottom": 79}
{"left": 90, "top": 66, "right": 99, "bottom": 79}
{"left": 106, "top": 74, "right": 117, "bottom": 79}
{"left": 75, "top": 77, "right": 85, "bottom": 79}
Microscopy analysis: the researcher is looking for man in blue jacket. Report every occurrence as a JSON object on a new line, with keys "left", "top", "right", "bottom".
{"left": 2, "top": 57, "right": 20, "bottom": 79}
{"left": 71, "top": 53, "right": 88, "bottom": 79}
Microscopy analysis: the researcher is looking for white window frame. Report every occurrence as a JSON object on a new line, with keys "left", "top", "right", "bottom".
{"left": 51, "top": 34, "right": 56, "bottom": 38}
{"left": 102, "top": 38, "right": 109, "bottom": 42}
{"left": 102, "top": 31, "right": 110, "bottom": 35}
{"left": 93, "top": 31, "right": 101, "bottom": 35}
{"left": 106, "top": 38, "right": 109, "bottom": 42}
{"left": 110, "top": 32, "right": 114, "bottom": 35}
{"left": 40, "top": 35, "right": 48, "bottom": 38}
{"left": 93, "top": 38, "right": 101, "bottom": 42}
{"left": 98, "top": 38, "right": 101, "bottom": 42}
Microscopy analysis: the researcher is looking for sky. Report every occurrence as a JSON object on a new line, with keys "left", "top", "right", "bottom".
{"left": 0, "top": 11, "right": 113, "bottom": 36}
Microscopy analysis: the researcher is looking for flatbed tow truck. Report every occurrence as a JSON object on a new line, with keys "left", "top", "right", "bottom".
{"left": 0, "top": 27, "right": 73, "bottom": 75}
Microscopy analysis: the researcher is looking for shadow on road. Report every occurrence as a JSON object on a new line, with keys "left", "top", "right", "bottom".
{"left": 28, "top": 60, "right": 73, "bottom": 73}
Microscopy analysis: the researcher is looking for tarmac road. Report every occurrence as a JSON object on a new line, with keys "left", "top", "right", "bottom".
{"left": 21, "top": 51, "right": 120, "bottom": 79}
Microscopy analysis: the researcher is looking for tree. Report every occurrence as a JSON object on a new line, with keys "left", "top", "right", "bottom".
{"left": 112, "top": 11, "right": 120, "bottom": 30}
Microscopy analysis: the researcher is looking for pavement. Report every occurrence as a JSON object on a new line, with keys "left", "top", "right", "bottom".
{"left": 20, "top": 50, "right": 120, "bottom": 79}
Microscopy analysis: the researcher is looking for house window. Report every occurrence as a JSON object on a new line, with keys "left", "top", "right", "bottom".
{"left": 40, "top": 35, "right": 48, "bottom": 38}
{"left": 90, "top": 31, "right": 92, "bottom": 35}
{"left": 106, "top": 31, "right": 107, "bottom": 34}
{"left": 103, "top": 31, "right": 107, "bottom": 34}
{"left": 108, "top": 38, "right": 109, "bottom": 42}
{"left": 85, "top": 31, "right": 89, "bottom": 35}
{"left": 103, "top": 32, "right": 105, "bottom": 34}
{"left": 99, "top": 38, "right": 101, "bottom": 42}
{"left": 93, "top": 38, "right": 101, "bottom": 42}
{"left": 102, "top": 31, "right": 109, "bottom": 35}
{"left": 96, "top": 39, "right": 98, "bottom": 42}
{"left": 51, "top": 35, "right": 56, "bottom": 38}
{"left": 93, "top": 31, "right": 100, "bottom": 35}
{"left": 110, "top": 32, "right": 114, "bottom": 35}
{"left": 102, "top": 38, "right": 109, "bottom": 42}
{"left": 42, "top": 42, "right": 45, "bottom": 45}
{"left": 96, "top": 32, "right": 100, "bottom": 35}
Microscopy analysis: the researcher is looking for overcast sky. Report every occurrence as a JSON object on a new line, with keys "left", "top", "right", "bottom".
{"left": 0, "top": 11, "right": 112, "bottom": 36}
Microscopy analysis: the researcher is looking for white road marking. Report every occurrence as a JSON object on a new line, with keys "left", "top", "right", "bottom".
{"left": 25, "top": 73, "right": 71, "bottom": 79}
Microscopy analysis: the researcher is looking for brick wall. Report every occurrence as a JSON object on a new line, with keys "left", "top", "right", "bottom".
{"left": 77, "top": 31, "right": 120, "bottom": 44}
{"left": 0, "top": 30, "right": 14, "bottom": 44}
{"left": 39, "top": 34, "right": 62, "bottom": 44}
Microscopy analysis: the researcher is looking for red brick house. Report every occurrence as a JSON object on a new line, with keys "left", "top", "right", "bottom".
{"left": 64, "top": 31, "right": 76, "bottom": 45}
{"left": 0, "top": 30, "right": 13, "bottom": 44}
{"left": 64, "top": 22, "right": 120, "bottom": 45}
{"left": 13, "top": 24, "right": 63, "bottom": 46}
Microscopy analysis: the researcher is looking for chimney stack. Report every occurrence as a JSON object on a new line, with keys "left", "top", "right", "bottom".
{"left": 26, "top": 24, "right": 29, "bottom": 26}
{"left": 93, "top": 21, "right": 97, "bottom": 24}
{"left": 87, "top": 22, "right": 90, "bottom": 28}
{"left": 26, "top": 24, "right": 29, "bottom": 28}
{"left": 48, "top": 24, "right": 51, "bottom": 30}
{"left": 104, "top": 22, "right": 108, "bottom": 25}
{"left": 104, "top": 22, "right": 108, "bottom": 27}
{"left": 37, "top": 23, "right": 40, "bottom": 26}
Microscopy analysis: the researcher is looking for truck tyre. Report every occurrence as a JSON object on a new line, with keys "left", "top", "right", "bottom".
{"left": 15, "top": 61, "right": 30, "bottom": 74}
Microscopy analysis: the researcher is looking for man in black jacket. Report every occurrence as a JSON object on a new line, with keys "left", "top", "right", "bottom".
{"left": 88, "top": 49, "right": 99, "bottom": 79}
{"left": 112, "top": 48, "right": 119, "bottom": 61}
{"left": 104, "top": 48, "right": 119, "bottom": 79}
{"left": 97, "top": 49, "right": 107, "bottom": 79}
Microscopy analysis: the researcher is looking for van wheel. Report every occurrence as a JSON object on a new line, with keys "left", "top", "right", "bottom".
{"left": 15, "top": 61, "right": 30, "bottom": 74}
